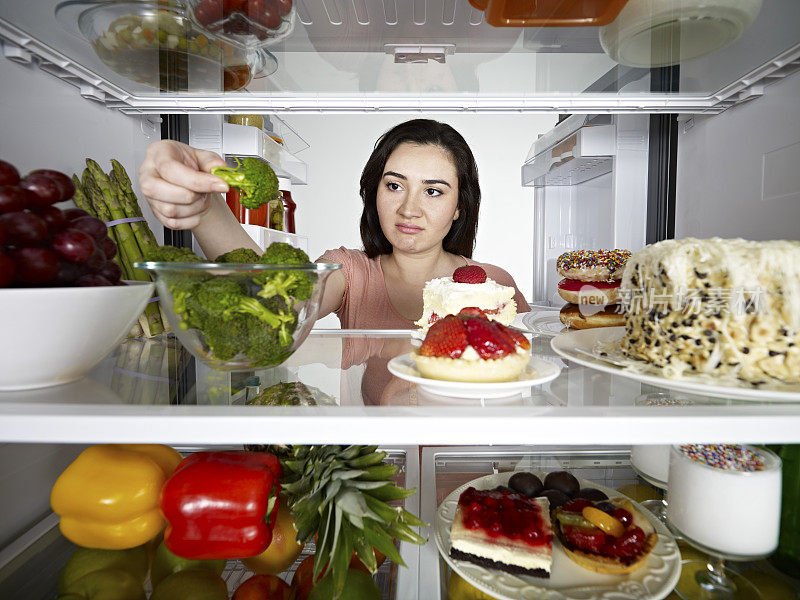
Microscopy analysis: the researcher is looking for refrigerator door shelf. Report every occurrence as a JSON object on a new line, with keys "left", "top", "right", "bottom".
{"left": 222, "top": 122, "right": 308, "bottom": 185}
{"left": 522, "top": 124, "right": 616, "bottom": 187}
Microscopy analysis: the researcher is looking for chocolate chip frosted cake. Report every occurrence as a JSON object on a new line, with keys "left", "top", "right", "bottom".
{"left": 619, "top": 238, "right": 800, "bottom": 384}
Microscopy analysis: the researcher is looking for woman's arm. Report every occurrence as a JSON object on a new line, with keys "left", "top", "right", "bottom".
{"left": 315, "top": 263, "right": 346, "bottom": 320}
{"left": 139, "top": 140, "right": 258, "bottom": 257}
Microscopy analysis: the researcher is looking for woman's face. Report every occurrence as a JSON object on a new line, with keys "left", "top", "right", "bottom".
{"left": 376, "top": 142, "right": 460, "bottom": 255}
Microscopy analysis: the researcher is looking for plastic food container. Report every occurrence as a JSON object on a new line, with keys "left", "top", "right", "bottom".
{"left": 469, "top": 0, "right": 629, "bottom": 27}
{"left": 73, "top": 0, "right": 277, "bottom": 91}
{"left": 600, "top": 0, "right": 763, "bottom": 67}
{"left": 187, "top": 0, "right": 295, "bottom": 50}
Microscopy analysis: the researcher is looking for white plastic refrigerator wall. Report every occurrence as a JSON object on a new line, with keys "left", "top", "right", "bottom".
{"left": 1, "top": 0, "right": 800, "bottom": 597}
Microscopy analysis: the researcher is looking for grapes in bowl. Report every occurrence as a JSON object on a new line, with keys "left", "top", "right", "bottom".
{"left": 0, "top": 159, "right": 153, "bottom": 389}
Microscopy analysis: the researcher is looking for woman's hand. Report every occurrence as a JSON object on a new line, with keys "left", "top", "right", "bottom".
{"left": 139, "top": 140, "right": 230, "bottom": 230}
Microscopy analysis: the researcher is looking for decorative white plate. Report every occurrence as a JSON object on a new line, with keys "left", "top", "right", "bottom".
{"left": 551, "top": 328, "right": 800, "bottom": 401}
{"left": 387, "top": 354, "right": 560, "bottom": 399}
{"left": 522, "top": 310, "right": 568, "bottom": 337}
{"left": 435, "top": 472, "right": 681, "bottom": 600}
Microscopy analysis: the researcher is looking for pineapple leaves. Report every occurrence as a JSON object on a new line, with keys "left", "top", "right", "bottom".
{"left": 362, "top": 519, "right": 405, "bottom": 566}
{"left": 349, "top": 521, "right": 378, "bottom": 573}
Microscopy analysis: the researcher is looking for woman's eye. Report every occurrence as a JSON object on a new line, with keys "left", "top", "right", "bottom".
{"left": 425, "top": 188, "right": 443, "bottom": 197}
{"left": 387, "top": 182, "right": 402, "bottom": 191}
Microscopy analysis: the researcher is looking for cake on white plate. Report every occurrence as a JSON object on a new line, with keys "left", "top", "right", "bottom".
{"left": 416, "top": 265, "right": 517, "bottom": 333}
{"left": 450, "top": 486, "right": 553, "bottom": 578}
{"left": 619, "top": 237, "right": 800, "bottom": 384}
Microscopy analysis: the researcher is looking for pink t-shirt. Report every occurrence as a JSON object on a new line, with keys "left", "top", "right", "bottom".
{"left": 317, "top": 247, "right": 531, "bottom": 329}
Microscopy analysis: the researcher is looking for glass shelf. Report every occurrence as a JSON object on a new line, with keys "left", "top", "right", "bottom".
{"left": 0, "top": 0, "right": 798, "bottom": 112}
{"left": 1, "top": 330, "right": 799, "bottom": 445}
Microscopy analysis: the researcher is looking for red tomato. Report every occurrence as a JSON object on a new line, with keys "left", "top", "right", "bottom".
{"left": 194, "top": 0, "right": 223, "bottom": 25}
{"left": 233, "top": 574, "right": 292, "bottom": 600}
{"left": 274, "top": 0, "right": 292, "bottom": 17}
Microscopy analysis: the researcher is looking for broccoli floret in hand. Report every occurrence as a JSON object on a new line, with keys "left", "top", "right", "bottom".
{"left": 211, "top": 157, "right": 279, "bottom": 210}
{"left": 215, "top": 248, "right": 260, "bottom": 263}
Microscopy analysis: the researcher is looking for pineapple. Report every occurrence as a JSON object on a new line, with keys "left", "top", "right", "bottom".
{"left": 280, "top": 445, "right": 426, "bottom": 598}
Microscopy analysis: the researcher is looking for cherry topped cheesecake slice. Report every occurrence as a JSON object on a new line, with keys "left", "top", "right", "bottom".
{"left": 411, "top": 309, "right": 531, "bottom": 383}
{"left": 450, "top": 487, "right": 553, "bottom": 578}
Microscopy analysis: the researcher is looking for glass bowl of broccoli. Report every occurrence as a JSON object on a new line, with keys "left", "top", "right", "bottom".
{"left": 135, "top": 243, "right": 340, "bottom": 370}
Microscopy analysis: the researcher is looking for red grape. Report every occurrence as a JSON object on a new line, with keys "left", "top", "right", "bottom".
{"left": 12, "top": 247, "right": 59, "bottom": 284}
{"left": 1, "top": 211, "right": 48, "bottom": 245}
{"left": 53, "top": 259, "right": 87, "bottom": 286}
{"left": 28, "top": 169, "right": 75, "bottom": 202}
{"left": 20, "top": 174, "right": 62, "bottom": 207}
{"left": 98, "top": 260, "right": 122, "bottom": 284}
{"left": 223, "top": 0, "right": 246, "bottom": 14}
{"left": 32, "top": 206, "right": 67, "bottom": 233}
{"left": 274, "top": 0, "right": 291, "bottom": 16}
{"left": 100, "top": 237, "right": 118, "bottom": 260}
{"left": 0, "top": 252, "right": 14, "bottom": 286}
{"left": 0, "top": 220, "right": 5, "bottom": 247}
{"left": 52, "top": 228, "right": 96, "bottom": 263}
{"left": 84, "top": 244, "right": 106, "bottom": 272}
{"left": 0, "top": 161, "right": 20, "bottom": 187}
{"left": 248, "top": 0, "right": 280, "bottom": 28}
{"left": 64, "top": 208, "right": 91, "bottom": 221}
{"left": 0, "top": 186, "right": 29, "bottom": 214}
{"left": 76, "top": 274, "right": 111, "bottom": 287}
{"left": 71, "top": 216, "right": 108, "bottom": 242}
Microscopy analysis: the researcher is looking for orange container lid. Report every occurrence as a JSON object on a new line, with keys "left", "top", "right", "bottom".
{"left": 480, "top": 0, "right": 629, "bottom": 27}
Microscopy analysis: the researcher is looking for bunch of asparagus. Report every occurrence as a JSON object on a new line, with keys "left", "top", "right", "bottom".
{"left": 72, "top": 159, "right": 169, "bottom": 337}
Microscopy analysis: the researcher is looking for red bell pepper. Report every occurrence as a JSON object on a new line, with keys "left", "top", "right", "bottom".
{"left": 159, "top": 451, "right": 282, "bottom": 560}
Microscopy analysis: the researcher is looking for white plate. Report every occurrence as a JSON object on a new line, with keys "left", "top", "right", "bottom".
{"left": 522, "top": 310, "right": 568, "bottom": 337}
{"left": 435, "top": 472, "right": 681, "bottom": 600}
{"left": 551, "top": 328, "right": 800, "bottom": 401}
{"left": 387, "top": 354, "right": 560, "bottom": 399}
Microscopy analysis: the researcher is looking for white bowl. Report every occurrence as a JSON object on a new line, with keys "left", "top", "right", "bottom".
{"left": 0, "top": 281, "right": 154, "bottom": 390}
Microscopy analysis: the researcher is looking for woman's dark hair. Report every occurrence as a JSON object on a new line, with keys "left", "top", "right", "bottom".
{"left": 359, "top": 119, "right": 480, "bottom": 258}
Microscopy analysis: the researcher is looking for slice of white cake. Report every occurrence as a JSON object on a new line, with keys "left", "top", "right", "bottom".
{"left": 415, "top": 276, "right": 517, "bottom": 332}
{"left": 619, "top": 238, "right": 800, "bottom": 384}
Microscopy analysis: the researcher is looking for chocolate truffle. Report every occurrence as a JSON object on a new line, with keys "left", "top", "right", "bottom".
{"left": 509, "top": 472, "right": 544, "bottom": 497}
{"left": 543, "top": 471, "right": 580, "bottom": 498}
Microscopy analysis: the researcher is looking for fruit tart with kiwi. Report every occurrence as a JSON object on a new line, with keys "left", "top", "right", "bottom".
{"left": 411, "top": 308, "right": 531, "bottom": 383}
{"left": 553, "top": 497, "right": 658, "bottom": 574}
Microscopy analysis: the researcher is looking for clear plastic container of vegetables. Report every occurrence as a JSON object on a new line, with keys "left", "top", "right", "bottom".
{"left": 65, "top": 0, "right": 277, "bottom": 91}
{"left": 134, "top": 261, "right": 340, "bottom": 370}
{"left": 187, "top": 0, "right": 295, "bottom": 50}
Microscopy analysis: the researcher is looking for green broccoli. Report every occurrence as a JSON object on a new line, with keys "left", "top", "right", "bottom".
{"left": 215, "top": 248, "right": 260, "bottom": 263}
{"left": 194, "top": 277, "right": 247, "bottom": 320}
{"left": 210, "top": 157, "right": 279, "bottom": 210}
{"left": 143, "top": 245, "right": 204, "bottom": 262}
{"left": 244, "top": 315, "right": 295, "bottom": 366}
{"left": 259, "top": 242, "right": 310, "bottom": 265}
{"left": 253, "top": 242, "right": 316, "bottom": 303}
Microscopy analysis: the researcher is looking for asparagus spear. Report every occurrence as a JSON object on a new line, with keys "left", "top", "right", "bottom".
{"left": 71, "top": 175, "right": 95, "bottom": 216}
{"left": 83, "top": 166, "right": 164, "bottom": 336}
{"left": 108, "top": 167, "right": 172, "bottom": 334}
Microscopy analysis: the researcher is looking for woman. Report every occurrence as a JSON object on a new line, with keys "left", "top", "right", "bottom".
{"left": 139, "top": 119, "right": 530, "bottom": 329}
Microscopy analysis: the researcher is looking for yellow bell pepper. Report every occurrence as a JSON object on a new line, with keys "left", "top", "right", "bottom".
{"left": 51, "top": 444, "right": 182, "bottom": 550}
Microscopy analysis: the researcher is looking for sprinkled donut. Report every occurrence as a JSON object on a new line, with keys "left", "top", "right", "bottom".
{"left": 557, "top": 249, "right": 632, "bottom": 282}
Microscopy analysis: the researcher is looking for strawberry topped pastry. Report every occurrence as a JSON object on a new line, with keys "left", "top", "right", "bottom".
{"left": 450, "top": 486, "right": 553, "bottom": 578}
{"left": 415, "top": 265, "right": 517, "bottom": 333}
{"left": 411, "top": 309, "right": 530, "bottom": 382}
{"left": 556, "top": 249, "right": 631, "bottom": 330}
{"left": 552, "top": 496, "right": 657, "bottom": 574}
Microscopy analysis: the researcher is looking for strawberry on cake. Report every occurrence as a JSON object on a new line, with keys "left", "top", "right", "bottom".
{"left": 411, "top": 308, "right": 531, "bottom": 383}
{"left": 416, "top": 266, "right": 517, "bottom": 333}
{"left": 450, "top": 486, "right": 553, "bottom": 578}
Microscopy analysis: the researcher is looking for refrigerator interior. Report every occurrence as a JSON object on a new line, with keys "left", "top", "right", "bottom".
{"left": 1, "top": 0, "right": 800, "bottom": 598}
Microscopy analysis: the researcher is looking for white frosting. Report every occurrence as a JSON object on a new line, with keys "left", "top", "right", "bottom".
{"left": 450, "top": 538, "right": 552, "bottom": 572}
{"left": 620, "top": 238, "right": 800, "bottom": 383}
{"left": 666, "top": 445, "right": 781, "bottom": 557}
{"left": 416, "top": 276, "right": 517, "bottom": 331}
